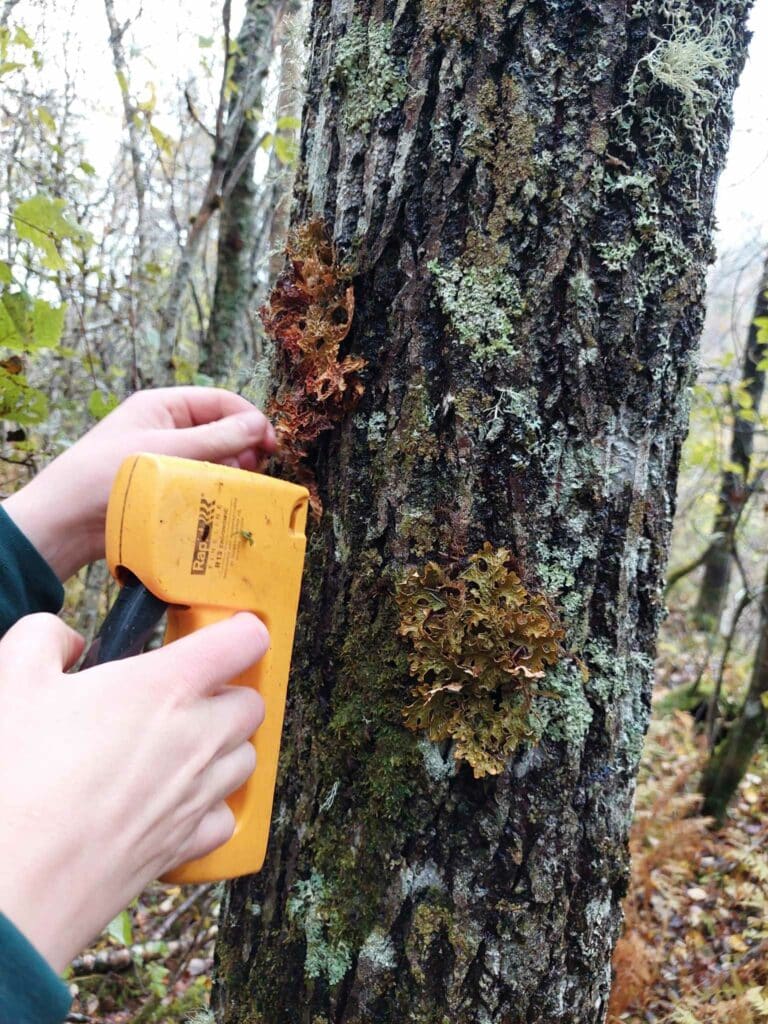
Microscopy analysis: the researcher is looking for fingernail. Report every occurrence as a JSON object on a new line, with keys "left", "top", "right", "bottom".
{"left": 234, "top": 612, "right": 270, "bottom": 648}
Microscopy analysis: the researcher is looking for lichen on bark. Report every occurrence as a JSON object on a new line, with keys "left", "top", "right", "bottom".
{"left": 213, "top": 0, "right": 753, "bottom": 1020}
{"left": 396, "top": 543, "right": 567, "bottom": 777}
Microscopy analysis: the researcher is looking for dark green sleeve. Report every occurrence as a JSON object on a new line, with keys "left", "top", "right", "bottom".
{"left": 0, "top": 506, "right": 64, "bottom": 636}
{"left": 0, "top": 913, "right": 71, "bottom": 1023}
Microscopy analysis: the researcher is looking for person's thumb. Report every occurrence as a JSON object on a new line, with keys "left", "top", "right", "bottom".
{"left": 156, "top": 411, "right": 277, "bottom": 464}
{"left": 0, "top": 613, "right": 85, "bottom": 675}
{"left": 106, "top": 612, "right": 270, "bottom": 702}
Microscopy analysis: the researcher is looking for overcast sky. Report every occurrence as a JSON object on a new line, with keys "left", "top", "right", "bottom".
{"left": 713, "top": 0, "right": 768, "bottom": 253}
{"left": 17, "top": 0, "right": 768, "bottom": 305}
{"left": 35, "top": 0, "right": 765, "bottom": 244}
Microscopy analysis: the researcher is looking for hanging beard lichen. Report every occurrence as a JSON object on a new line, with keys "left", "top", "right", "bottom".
{"left": 396, "top": 543, "right": 566, "bottom": 777}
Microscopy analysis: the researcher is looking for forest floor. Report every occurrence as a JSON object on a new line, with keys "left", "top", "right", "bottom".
{"left": 66, "top": 613, "right": 768, "bottom": 1024}
{"left": 610, "top": 608, "right": 768, "bottom": 1024}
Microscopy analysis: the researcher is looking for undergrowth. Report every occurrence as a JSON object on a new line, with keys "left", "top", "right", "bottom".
{"left": 610, "top": 696, "right": 768, "bottom": 1022}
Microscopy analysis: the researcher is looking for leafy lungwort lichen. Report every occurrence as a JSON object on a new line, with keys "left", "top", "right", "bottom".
{"left": 260, "top": 221, "right": 364, "bottom": 516}
{"left": 396, "top": 543, "right": 566, "bottom": 777}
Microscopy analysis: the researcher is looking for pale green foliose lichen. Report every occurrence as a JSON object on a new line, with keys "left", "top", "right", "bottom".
{"left": 358, "top": 927, "right": 397, "bottom": 970}
{"left": 333, "top": 17, "right": 408, "bottom": 133}
{"left": 286, "top": 872, "right": 352, "bottom": 986}
{"left": 530, "top": 660, "right": 594, "bottom": 747}
{"left": 428, "top": 256, "right": 523, "bottom": 363}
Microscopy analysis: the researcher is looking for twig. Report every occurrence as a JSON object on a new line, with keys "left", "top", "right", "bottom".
{"left": 706, "top": 587, "right": 756, "bottom": 748}
{"left": 184, "top": 86, "right": 215, "bottom": 141}
{"left": 221, "top": 131, "right": 270, "bottom": 201}
{"left": 151, "top": 882, "right": 211, "bottom": 941}
{"left": 216, "top": 0, "right": 233, "bottom": 145}
{"left": 665, "top": 546, "right": 711, "bottom": 594}
{"left": 68, "top": 925, "right": 217, "bottom": 976}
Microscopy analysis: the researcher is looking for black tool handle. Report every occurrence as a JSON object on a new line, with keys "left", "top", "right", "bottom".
{"left": 80, "top": 571, "right": 169, "bottom": 669}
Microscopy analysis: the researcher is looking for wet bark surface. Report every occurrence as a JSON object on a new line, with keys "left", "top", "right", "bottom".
{"left": 213, "top": 1, "right": 752, "bottom": 1021}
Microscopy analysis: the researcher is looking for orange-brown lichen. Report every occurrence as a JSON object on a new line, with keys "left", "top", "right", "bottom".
{"left": 261, "top": 220, "right": 365, "bottom": 516}
{"left": 396, "top": 543, "right": 565, "bottom": 777}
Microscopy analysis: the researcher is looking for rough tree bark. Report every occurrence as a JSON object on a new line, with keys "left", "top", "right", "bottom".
{"left": 201, "top": 0, "right": 290, "bottom": 379}
{"left": 694, "top": 252, "right": 768, "bottom": 629}
{"left": 213, "top": 1, "right": 751, "bottom": 1021}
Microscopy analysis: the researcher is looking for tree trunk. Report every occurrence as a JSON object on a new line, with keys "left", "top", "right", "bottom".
{"left": 251, "top": 0, "right": 306, "bottom": 312}
{"left": 701, "top": 558, "right": 768, "bottom": 823}
{"left": 201, "top": 0, "right": 289, "bottom": 380}
{"left": 104, "top": 0, "right": 148, "bottom": 390}
{"left": 158, "top": 0, "right": 284, "bottom": 376}
{"left": 694, "top": 253, "right": 768, "bottom": 630}
{"left": 213, "top": 2, "right": 752, "bottom": 1021}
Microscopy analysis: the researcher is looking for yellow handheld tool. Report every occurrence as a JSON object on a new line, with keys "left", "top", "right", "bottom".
{"left": 80, "top": 453, "right": 309, "bottom": 883}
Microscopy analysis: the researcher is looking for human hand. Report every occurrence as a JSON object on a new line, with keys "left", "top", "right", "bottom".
{"left": 2, "top": 387, "right": 277, "bottom": 580}
{"left": 0, "top": 610, "right": 268, "bottom": 973}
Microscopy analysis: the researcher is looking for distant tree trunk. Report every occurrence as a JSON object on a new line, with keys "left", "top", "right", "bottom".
{"left": 213, "top": 2, "right": 751, "bottom": 1021}
{"left": 0, "top": 0, "right": 20, "bottom": 28}
{"left": 702, "top": 560, "right": 768, "bottom": 823}
{"left": 158, "top": 0, "right": 284, "bottom": 377}
{"left": 200, "top": 0, "right": 289, "bottom": 380}
{"left": 250, "top": 0, "right": 306, "bottom": 313}
{"left": 695, "top": 254, "right": 768, "bottom": 629}
{"left": 104, "top": 0, "right": 148, "bottom": 389}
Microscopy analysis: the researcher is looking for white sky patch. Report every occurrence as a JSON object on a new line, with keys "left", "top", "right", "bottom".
{"left": 712, "top": 0, "right": 768, "bottom": 253}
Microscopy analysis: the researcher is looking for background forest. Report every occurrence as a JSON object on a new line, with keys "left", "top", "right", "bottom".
{"left": 1, "top": 0, "right": 768, "bottom": 1021}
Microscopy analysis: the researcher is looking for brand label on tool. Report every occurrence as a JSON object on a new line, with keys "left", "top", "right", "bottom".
{"left": 190, "top": 492, "right": 249, "bottom": 579}
{"left": 191, "top": 497, "right": 217, "bottom": 575}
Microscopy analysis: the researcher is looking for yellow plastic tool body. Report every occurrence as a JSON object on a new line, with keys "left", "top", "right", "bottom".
{"left": 105, "top": 453, "right": 309, "bottom": 883}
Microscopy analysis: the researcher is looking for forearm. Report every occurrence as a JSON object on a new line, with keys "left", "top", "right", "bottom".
{"left": 3, "top": 464, "right": 99, "bottom": 582}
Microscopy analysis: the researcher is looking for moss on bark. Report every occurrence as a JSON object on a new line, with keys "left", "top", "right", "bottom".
{"left": 212, "top": 0, "right": 752, "bottom": 1021}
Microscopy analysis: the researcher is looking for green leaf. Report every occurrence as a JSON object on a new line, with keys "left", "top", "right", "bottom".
{"left": 107, "top": 910, "right": 133, "bottom": 947}
{"left": 137, "top": 83, "right": 157, "bottom": 114}
{"left": 259, "top": 132, "right": 274, "bottom": 151}
{"left": 0, "top": 368, "right": 48, "bottom": 425}
{"left": 276, "top": 115, "right": 301, "bottom": 132}
{"left": 78, "top": 160, "right": 96, "bottom": 176}
{"left": 13, "top": 27, "right": 34, "bottom": 48}
{"left": 32, "top": 298, "right": 66, "bottom": 347}
{"left": 13, "top": 194, "right": 91, "bottom": 270}
{"left": 737, "top": 408, "right": 759, "bottom": 422}
{"left": 116, "top": 69, "right": 129, "bottom": 95}
{"left": 146, "top": 961, "right": 169, "bottom": 998}
{"left": 0, "top": 262, "right": 12, "bottom": 285}
{"left": 149, "top": 123, "right": 173, "bottom": 156}
{"left": 198, "top": 34, "right": 214, "bottom": 47}
{"left": 87, "top": 389, "right": 119, "bottom": 420}
{"left": 274, "top": 133, "right": 298, "bottom": 165}
{"left": 0, "top": 291, "right": 66, "bottom": 349}
{"left": 0, "top": 61, "right": 24, "bottom": 77}
{"left": 36, "top": 106, "right": 55, "bottom": 133}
